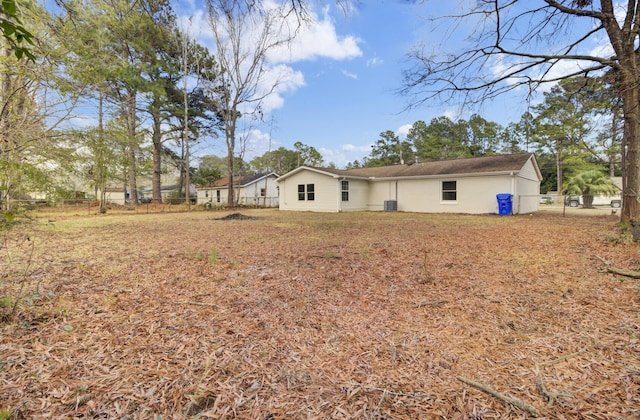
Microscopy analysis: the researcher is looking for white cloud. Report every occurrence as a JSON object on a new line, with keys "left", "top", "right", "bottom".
{"left": 396, "top": 124, "right": 413, "bottom": 138}
{"left": 177, "top": 10, "right": 213, "bottom": 45}
{"left": 341, "top": 69, "right": 358, "bottom": 79}
{"left": 342, "top": 143, "right": 370, "bottom": 153}
{"left": 318, "top": 143, "right": 373, "bottom": 168}
{"left": 443, "top": 109, "right": 458, "bottom": 120}
{"left": 238, "top": 129, "right": 276, "bottom": 161}
{"left": 366, "top": 56, "right": 383, "bottom": 67}
{"left": 319, "top": 147, "right": 348, "bottom": 167}
{"left": 267, "top": 6, "right": 363, "bottom": 63}
{"left": 236, "top": 64, "right": 305, "bottom": 115}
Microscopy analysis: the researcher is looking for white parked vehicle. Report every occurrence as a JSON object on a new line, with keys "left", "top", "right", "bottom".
{"left": 565, "top": 195, "right": 622, "bottom": 208}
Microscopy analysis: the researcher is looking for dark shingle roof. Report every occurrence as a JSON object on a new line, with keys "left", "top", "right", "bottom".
{"left": 308, "top": 153, "right": 536, "bottom": 179}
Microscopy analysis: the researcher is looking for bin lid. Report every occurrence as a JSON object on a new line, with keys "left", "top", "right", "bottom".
{"left": 496, "top": 193, "right": 513, "bottom": 200}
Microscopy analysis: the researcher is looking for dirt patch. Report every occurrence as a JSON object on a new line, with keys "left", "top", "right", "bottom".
{"left": 1, "top": 210, "right": 638, "bottom": 418}
{"left": 215, "top": 212, "right": 258, "bottom": 221}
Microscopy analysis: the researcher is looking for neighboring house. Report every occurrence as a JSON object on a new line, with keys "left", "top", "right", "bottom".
{"left": 97, "top": 187, "right": 127, "bottom": 204}
{"left": 196, "top": 172, "right": 279, "bottom": 207}
{"left": 138, "top": 184, "right": 196, "bottom": 203}
{"left": 277, "top": 153, "right": 541, "bottom": 214}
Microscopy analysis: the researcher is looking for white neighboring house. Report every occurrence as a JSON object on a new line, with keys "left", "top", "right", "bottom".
{"left": 277, "top": 153, "right": 542, "bottom": 214}
{"left": 96, "top": 187, "right": 127, "bottom": 204}
{"left": 138, "top": 184, "right": 197, "bottom": 203}
{"left": 196, "top": 172, "right": 279, "bottom": 207}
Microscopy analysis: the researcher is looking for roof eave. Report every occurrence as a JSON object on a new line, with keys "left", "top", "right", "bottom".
{"left": 369, "top": 170, "right": 521, "bottom": 181}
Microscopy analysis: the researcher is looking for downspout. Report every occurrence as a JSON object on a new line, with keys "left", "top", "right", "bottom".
{"left": 338, "top": 177, "right": 344, "bottom": 212}
{"left": 510, "top": 172, "right": 517, "bottom": 214}
{"left": 395, "top": 180, "right": 399, "bottom": 210}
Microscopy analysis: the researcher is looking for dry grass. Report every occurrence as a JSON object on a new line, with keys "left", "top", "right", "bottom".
{"left": 1, "top": 209, "right": 639, "bottom": 418}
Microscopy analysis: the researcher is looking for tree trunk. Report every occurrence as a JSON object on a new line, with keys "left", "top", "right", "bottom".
{"left": 226, "top": 119, "right": 235, "bottom": 207}
{"left": 152, "top": 140, "right": 162, "bottom": 203}
{"left": 151, "top": 103, "right": 162, "bottom": 204}
{"left": 227, "top": 147, "right": 234, "bottom": 206}
{"left": 620, "top": 70, "right": 639, "bottom": 227}
{"left": 126, "top": 89, "right": 138, "bottom": 206}
{"left": 98, "top": 93, "right": 107, "bottom": 213}
{"left": 555, "top": 150, "right": 563, "bottom": 193}
{"left": 183, "top": 66, "right": 190, "bottom": 210}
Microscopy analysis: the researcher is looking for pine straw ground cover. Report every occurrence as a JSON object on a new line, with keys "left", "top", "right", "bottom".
{"left": 1, "top": 210, "right": 639, "bottom": 419}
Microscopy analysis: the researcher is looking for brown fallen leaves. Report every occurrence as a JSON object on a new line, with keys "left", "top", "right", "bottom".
{"left": 1, "top": 209, "right": 639, "bottom": 418}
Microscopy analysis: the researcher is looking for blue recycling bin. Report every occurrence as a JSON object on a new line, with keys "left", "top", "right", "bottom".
{"left": 496, "top": 193, "right": 513, "bottom": 216}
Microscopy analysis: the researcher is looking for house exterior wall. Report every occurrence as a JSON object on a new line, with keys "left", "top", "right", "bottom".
{"left": 515, "top": 174, "right": 540, "bottom": 214}
{"left": 370, "top": 175, "right": 515, "bottom": 214}
{"left": 279, "top": 171, "right": 340, "bottom": 212}
{"left": 337, "top": 178, "right": 369, "bottom": 211}
{"left": 196, "top": 188, "right": 214, "bottom": 204}
{"left": 513, "top": 158, "right": 541, "bottom": 214}
{"left": 100, "top": 190, "right": 126, "bottom": 204}
{"left": 367, "top": 181, "right": 398, "bottom": 211}
{"left": 197, "top": 186, "right": 231, "bottom": 205}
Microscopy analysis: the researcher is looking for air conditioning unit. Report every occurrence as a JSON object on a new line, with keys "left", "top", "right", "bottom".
{"left": 384, "top": 200, "right": 397, "bottom": 211}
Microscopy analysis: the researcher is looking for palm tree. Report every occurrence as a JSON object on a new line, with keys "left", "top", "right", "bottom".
{"left": 562, "top": 170, "right": 617, "bottom": 208}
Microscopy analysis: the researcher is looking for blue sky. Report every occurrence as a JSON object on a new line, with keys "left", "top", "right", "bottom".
{"left": 177, "top": 1, "right": 606, "bottom": 169}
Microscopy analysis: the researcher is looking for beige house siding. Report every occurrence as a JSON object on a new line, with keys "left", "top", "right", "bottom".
{"left": 280, "top": 170, "right": 339, "bottom": 212}
{"left": 514, "top": 157, "right": 543, "bottom": 214}
{"left": 337, "top": 178, "right": 369, "bottom": 211}
{"left": 515, "top": 174, "right": 539, "bottom": 213}
{"left": 518, "top": 158, "right": 540, "bottom": 181}
{"left": 369, "top": 175, "right": 514, "bottom": 214}
{"left": 367, "top": 181, "right": 397, "bottom": 211}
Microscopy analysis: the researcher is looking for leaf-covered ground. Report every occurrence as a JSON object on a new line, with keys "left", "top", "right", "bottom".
{"left": 1, "top": 209, "right": 639, "bottom": 419}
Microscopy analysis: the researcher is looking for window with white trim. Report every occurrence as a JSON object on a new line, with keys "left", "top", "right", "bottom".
{"left": 341, "top": 180, "right": 349, "bottom": 201}
{"left": 442, "top": 181, "right": 457, "bottom": 201}
{"left": 307, "top": 184, "right": 315, "bottom": 201}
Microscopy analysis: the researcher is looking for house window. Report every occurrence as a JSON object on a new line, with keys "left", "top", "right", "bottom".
{"left": 307, "top": 183, "right": 315, "bottom": 201}
{"left": 205, "top": 191, "right": 209, "bottom": 198}
{"left": 442, "top": 181, "right": 457, "bottom": 201}
{"left": 216, "top": 190, "right": 221, "bottom": 203}
{"left": 341, "top": 180, "right": 349, "bottom": 201}
{"left": 298, "top": 183, "right": 316, "bottom": 201}
{"left": 260, "top": 188, "right": 266, "bottom": 197}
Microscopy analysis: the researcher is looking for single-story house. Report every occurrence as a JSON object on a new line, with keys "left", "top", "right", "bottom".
{"left": 196, "top": 172, "right": 279, "bottom": 207}
{"left": 277, "top": 153, "right": 541, "bottom": 214}
{"left": 138, "top": 184, "right": 196, "bottom": 203}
